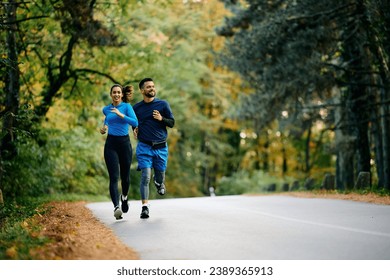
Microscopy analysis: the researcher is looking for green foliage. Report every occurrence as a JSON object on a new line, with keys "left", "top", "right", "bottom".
{"left": 0, "top": 105, "right": 52, "bottom": 199}
{"left": 1, "top": 122, "right": 111, "bottom": 200}
{"left": 0, "top": 197, "right": 48, "bottom": 259}
{"left": 43, "top": 126, "right": 107, "bottom": 195}
{"left": 217, "top": 170, "right": 255, "bottom": 195}
{"left": 1, "top": 139, "right": 57, "bottom": 198}
{"left": 217, "top": 170, "right": 295, "bottom": 195}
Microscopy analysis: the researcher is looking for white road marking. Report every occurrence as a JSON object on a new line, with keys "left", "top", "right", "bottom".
{"left": 235, "top": 207, "right": 390, "bottom": 238}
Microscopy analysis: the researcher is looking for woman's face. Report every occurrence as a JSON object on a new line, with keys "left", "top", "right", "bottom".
{"left": 110, "top": 86, "right": 123, "bottom": 103}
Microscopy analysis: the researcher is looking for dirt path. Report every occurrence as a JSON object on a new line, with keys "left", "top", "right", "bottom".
{"left": 29, "top": 192, "right": 389, "bottom": 260}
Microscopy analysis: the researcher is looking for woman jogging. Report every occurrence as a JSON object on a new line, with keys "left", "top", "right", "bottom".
{"left": 100, "top": 84, "right": 138, "bottom": 220}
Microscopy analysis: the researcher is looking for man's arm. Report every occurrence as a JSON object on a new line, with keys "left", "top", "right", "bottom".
{"left": 153, "top": 109, "right": 175, "bottom": 128}
{"left": 162, "top": 117, "right": 175, "bottom": 128}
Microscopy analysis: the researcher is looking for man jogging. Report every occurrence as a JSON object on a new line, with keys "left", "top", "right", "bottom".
{"left": 133, "top": 78, "right": 175, "bottom": 219}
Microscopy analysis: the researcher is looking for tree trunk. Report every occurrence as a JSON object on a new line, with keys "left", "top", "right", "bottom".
{"left": 347, "top": 88, "right": 370, "bottom": 187}
{"left": 1, "top": 0, "right": 20, "bottom": 200}
{"left": 337, "top": 1, "right": 372, "bottom": 189}
{"left": 371, "top": 88, "right": 384, "bottom": 188}
{"left": 304, "top": 126, "right": 311, "bottom": 173}
{"left": 0, "top": 189, "right": 3, "bottom": 205}
{"left": 263, "top": 135, "right": 270, "bottom": 171}
{"left": 1, "top": 0, "right": 20, "bottom": 154}
{"left": 200, "top": 132, "right": 210, "bottom": 195}
{"left": 344, "top": 21, "right": 371, "bottom": 188}
{"left": 379, "top": 86, "right": 390, "bottom": 190}
{"left": 282, "top": 140, "right": 287, "bottom": 175}
{"left": 334, "top": 87, "right": 355, "bottom": 190}
{"left": 373, "top": 28, "right": 390, "bottom": 190}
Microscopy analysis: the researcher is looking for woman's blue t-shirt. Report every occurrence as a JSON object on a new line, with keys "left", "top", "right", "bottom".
{"left": 103, "top": 102, "right": 138, "bottom": 136}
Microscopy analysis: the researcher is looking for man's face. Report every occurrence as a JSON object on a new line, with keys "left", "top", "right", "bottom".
{"left": 142, "top": 81, "right": 156, "bottom": 98}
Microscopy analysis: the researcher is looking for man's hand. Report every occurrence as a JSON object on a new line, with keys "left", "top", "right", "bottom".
{"left": 153, "top": 110, "right": 163, "bottom": 121}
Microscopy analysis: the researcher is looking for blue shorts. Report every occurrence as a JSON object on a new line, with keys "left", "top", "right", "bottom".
{"left": 136, "top": 141, "right": 168, "bottom": 171}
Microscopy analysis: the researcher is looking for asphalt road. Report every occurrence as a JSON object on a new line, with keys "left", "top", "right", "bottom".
{"left": 87, "top": 195, "right": 390, "bottom": 260}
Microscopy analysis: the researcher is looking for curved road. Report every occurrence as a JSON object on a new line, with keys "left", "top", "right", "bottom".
{"left": 87, "top": 195, "right": 390, "bottom": 260}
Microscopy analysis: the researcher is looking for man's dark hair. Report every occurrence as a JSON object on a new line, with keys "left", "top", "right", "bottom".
{"left": 139, "top": 78, "right": 153, "bottom": 89}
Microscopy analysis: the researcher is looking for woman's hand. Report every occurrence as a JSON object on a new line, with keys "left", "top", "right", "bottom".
{"left": 111, "top": 107, "right": 124, "bottom": 119}
{"left": 100, "top": 125, "right": 108, "bottom": 134}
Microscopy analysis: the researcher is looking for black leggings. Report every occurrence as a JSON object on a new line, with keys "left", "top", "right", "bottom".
{"left": 104, "top": 135, "right": 133, "bottom": 207}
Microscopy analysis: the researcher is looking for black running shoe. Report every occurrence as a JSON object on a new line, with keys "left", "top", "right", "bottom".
{"left": 140, "top": 206, "right": 149, "bottom": 219}
{"left": 121, "top": 195, "right": 129, "bottom": 213}
{"left": 154, "top": 180, "right": 166, "bottom": 196}
{"left": 114, "top": 206, "right": 123, "bottom": 220}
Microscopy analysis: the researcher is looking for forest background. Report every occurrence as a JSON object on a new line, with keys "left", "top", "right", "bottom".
{"left": 1, "top": 0, "right": 390, "bottom": 216}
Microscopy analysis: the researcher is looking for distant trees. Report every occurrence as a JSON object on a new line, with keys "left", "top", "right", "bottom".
{"left": 217, "top": 0, "right": 390, "bottom": 190}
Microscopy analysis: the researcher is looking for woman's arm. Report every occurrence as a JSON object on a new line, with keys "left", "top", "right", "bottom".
{"left": 124, "top": 104, "right": 138, "bottom": 127}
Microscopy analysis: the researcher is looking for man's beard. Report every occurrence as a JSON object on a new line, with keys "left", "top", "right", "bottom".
{"left": 145, "top": 91, "right": 156, "bottom": 98}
